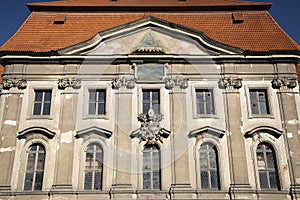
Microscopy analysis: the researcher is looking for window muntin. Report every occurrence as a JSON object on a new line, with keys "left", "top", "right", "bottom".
{"left": 88, "top": 89, "right": 106, "bottom": 115}
{"left": 195, "top": 89, "right": 215, "bottom": 115}
{"left": 256, "top": 143, "right": 280, "bottom": 190}
{"left": 199, "top": 143, "right": 220, "bottom": 190}
{"left": 142, "top": 89, "right": 160, "bottom": 114}
{"left": 24, "top": 144, "right": 45, "bottom": 191}
{"left": 84, "top": 143, "right": 103, "bottom": 190}
{"left": 143, "top": 144, "right": 161, "bottom": 190}
{"left": 249, "top": 89, "right": 270, "bottom": 115}
{"left": 33, "top": 90, "right": 52, "bottom": 115}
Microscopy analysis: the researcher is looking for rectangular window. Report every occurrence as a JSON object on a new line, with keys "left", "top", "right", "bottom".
{"left": 142, "top": 89, "right": 160, "bottom": 115}
{"left": 88, "top": 89, "right": 106, "bottom": 115}
{"left": 195, "top": 89, "right": 215, "bottom": 115}
{"left": 249, "top": 89, "right": 270, "bottom": 115}
{"left": 33, "top": 90, "right": 52, "bottom": 115}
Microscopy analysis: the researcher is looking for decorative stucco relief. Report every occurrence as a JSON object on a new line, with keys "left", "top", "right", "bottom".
{"left": 271, "top": 76, "right": 297, "bottom": 89}
{"left": 131, "top": 109, "right": 170, "bottom": 144}
{"left": 112, "top": 76, "right": 136, "bottom": 89}
{"left": 218, "top": 77, "right": 242, "bottom": 90}
{"left": 164, "top": 76, "right": 188, "bottom": 90}
{"left": 58, "top": 77, "right": 81, "bottom": 90}
{"left": 0, "top": 78, "right": 27, "bottom": 90}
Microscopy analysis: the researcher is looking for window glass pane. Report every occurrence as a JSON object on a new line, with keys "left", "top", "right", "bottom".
{"left": 197, "top": 102, "right": 204, "bottom": 115}
{"left": 85, "top": 152, "right": 93, "bottom": 169}
{"left": 34, "top": 172, "right": 44, "bottom": 190}
{"left": 210, "top": 170, "right": 219, "bottom": 189}
{"left": 98, "top": 90, "right": 106, "bottom": 101}
{"left": 27, "top": 153, "right": 36, "bottom": 170}
{"left": 258, "top": 91, "right": 266, "bottom": 101}
{"left": 35, "top": 91, "right": 43, "bottom": 101}
{"left": 143, "top": 172, "right": 151, "bottom": 189}
{"left": 269, "top": 171, "right": 279, "bottom": 189}
{"left": 98, "top": 103, "right": 105, "bottom": 115}
{"left": 259, "top": 101, "right": 269, "bottom": 114}
{"left": 152, "top": 103, "right": 160, "bottom": 114}
{"left": 153, "top": 171, "right": 161, "bottom": 189}
{"left": 257, "top": 152, "right": 265, "bottom": 169}
{"left": 94, "top": 172, "right": 102, "bottom": 190}
{"left": 249, "top": 91, "right": 256, "bottom": 101}
{"left": 33, "top": 103, "right": 42, "bottom": 115}
{"left": 37, "top": 153, "right": 45, "bottom": 170}
{"left": 24, "top": 172, "right": 33, "bottom": 190}
{"left": 266, "top": 152, "right": 275, "bottom": 169}
{"left": 143, "top": 103, "right": 150, "bottom": 114}
{"left": 84, "top": 172, "right": 93, "bottom": 190}
{"left": 89, "top": 91, "right": 97, "bottom": 102}
{"left": 152, "top": 91, "right": 159, "bottom": 101}
{"left": 44, "top": 91, "right": 52, "bottom": 101}
{"left": 259, "top": 171, "right": 269, "bottom": 189}
{"left": 201, "top": 171, "right": 209, "bottom": 189}
{"left": 143, "top": 91, "right": 150, "bottom": 101}
{"left": 89, "top": 103, "right": 96, "bottom": 115}
{"left": 196, "top": 90, "right": 204, "bottom": 100}
{"left": 251, "top": 102, "right": 259, "bottom": 114}
{"left": 43, "top": 103, "right": 51, "bottom": 115}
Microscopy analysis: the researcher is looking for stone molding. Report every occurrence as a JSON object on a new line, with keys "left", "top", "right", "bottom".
{"left": 164, "top": 76, "right": 188, "bottom": 90}
{"left": 0, "top": 78, "right": 27, "bottom": 90}
{"left": 112, "top": 76, "right": 136, "bottom": 89}
{"left": 219, "top": 77, "right": 242, "bottom": 90}
{"left": 271, "top": 76, "right": 297, "bottom": 89}
{"left": 58, "top": 77, "right": 81, "bottom": 90}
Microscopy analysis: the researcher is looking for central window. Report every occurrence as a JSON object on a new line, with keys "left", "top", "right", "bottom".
{"left": 84, "top": 143, "right": 103, "bottom": 190}
{"left": 88, "top": 89, "right": 106, "bottom": 115}
{"left": 142, "top": 89, "right": 160, "bottom": 114}
{"left": 143, "top": 144, "right": 161, "bottom": 190}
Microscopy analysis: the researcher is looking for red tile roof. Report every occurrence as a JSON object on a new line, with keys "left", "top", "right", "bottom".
{"left": 0, "top": 0, "right": 299, "bottom": 54}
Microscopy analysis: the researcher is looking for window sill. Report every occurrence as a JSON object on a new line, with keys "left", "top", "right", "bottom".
{"left": 248, "top": 114, "right": 274, "bottom": 119}
{"left": 83, "top": 115, "right": 109, "bottom": 120}
{"left": 27, "top": 116, "right": 53, "bottom": 120}
{"left": 194, "top": 114, "right": 218, "bottom": 119}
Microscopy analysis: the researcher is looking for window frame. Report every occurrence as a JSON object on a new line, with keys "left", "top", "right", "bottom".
{"left": 139, "top": 87, "right": 163, "bottom": 116}
{"left": 23, "top": 143, "right": 46, "bottom": 191}
{"left": 87, "top": 89, "right": 107, "bottom": 116}
{"left": 27, "top": 86, "right": 55, "bottom": 119}
{"left": 83, "top": 86, "right": 109, "bottom": 119}
{"left": 199, "top": 142, "right": 221, "bottom": 190}
{"left": 245, "top": 86, "right": 274, "bottom": 118}
{"left": 84, "top": 143, "right": 104, "bottom": 191}
{"left": 32, "top": 90, "right": 52, "bottom": 116}
{"left": 255, "top": 142, "right": 281, "bottom": 190}
{"left": 142, "top": 144, "right": 162, "bottom": 190}
{"left": 192, "top": 86, "right": 217, "bottom": 118}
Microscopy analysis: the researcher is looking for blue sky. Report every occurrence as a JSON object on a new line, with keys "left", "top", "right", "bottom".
{"left": 0, "top": 0, "right": 299, "bottom": 47}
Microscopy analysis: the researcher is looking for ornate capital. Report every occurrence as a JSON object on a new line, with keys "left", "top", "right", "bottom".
{"left": 271, "top": 77, "right": 297, "bottom": 89}
{"left": 58, "top": 77, "right": 81, "bottom": 90}
{"left": 112, "top": 76, "right": 136, "bottom": 90}
{"left": 0, "top": 78, "right": 27, "bottom": 90}
{"left": 164, "top": 76, "right": 188, "bottom": 90}
{"left": 219, "top": 77, "right": 242, "bottom": 90}
{"left": 131, "top": 109, "right": 170, "bottom": 144}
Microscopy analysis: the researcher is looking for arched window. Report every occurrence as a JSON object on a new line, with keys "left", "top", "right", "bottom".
{"left": 143, "top": 144, "right": 161, "bottom": 189}
{"left": 84, "top": 143, "right": 103, "bottom": 190}
{"left": 199, "top": 143, "right": 220, "bottom": 190}
{"left": 256, "top": 143, "right": 280, "bottom": 190}
{"left": 24, "top": 144, "right": 45, "bottom": 191}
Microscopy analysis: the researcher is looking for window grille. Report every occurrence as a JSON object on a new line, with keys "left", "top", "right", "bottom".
{"left": 199, "top": 143, "right": 220, "bottom": 190}
{"left": 256, "top": 143, "right": 280, "bottom": 190}
{"left": 84, "top": 143, "right": 103, "bottom": 190}
{"left": 24, "top": 144, "right": 45, "bottom": 191}
{"left": 249, "top": 89, "right": 270, "bottom": 115}
{"left": 142, "top": 89, "right": 160, "bottom": 114}
{"left": 196, "top": 89, "right": 215, "bottom": 115}
{"left": 33, "top": 90, "right": 52, "bottom": 115}
{"left": 143, "top": 144, "right": 161, "bottom": 189}
{"left": 88, "top": 89, "right": 106, "bottom": 115}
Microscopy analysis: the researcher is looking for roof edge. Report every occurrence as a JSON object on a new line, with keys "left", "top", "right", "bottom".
{"left": 27, "top": 4, "right": 272, "bottom": 12}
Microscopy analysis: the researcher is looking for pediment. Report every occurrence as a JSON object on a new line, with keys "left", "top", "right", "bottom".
{"left": 59, "top": 17, "right": 241, "bottom": 56}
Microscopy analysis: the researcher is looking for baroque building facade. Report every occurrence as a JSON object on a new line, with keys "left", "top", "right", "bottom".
{"left": 0, "top": 0, "right": 300, "bottom": 199}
